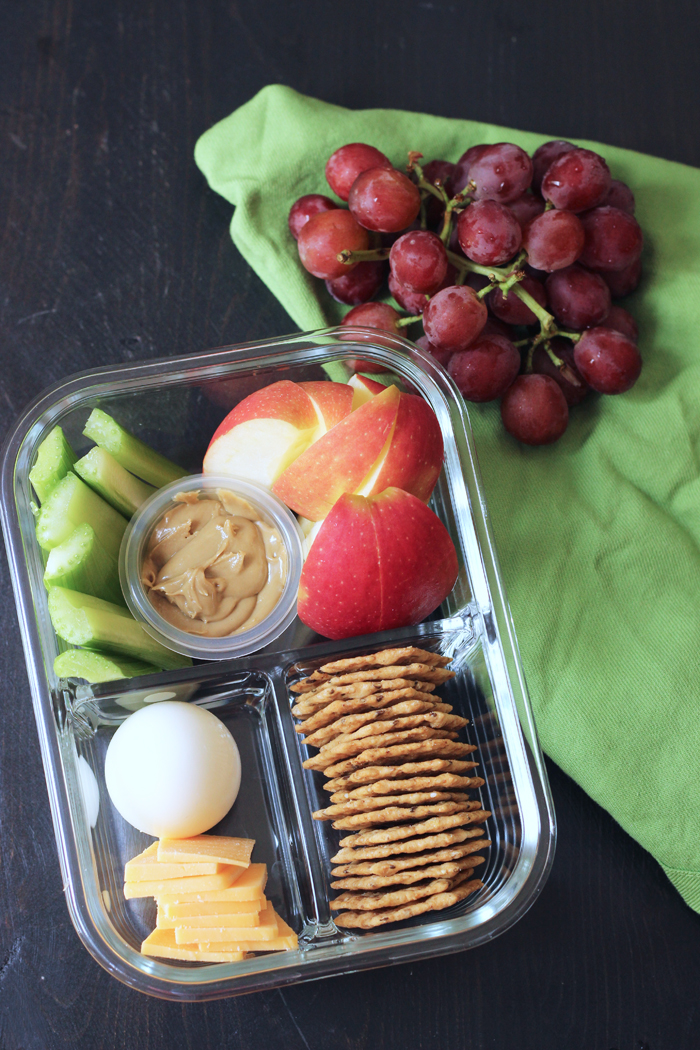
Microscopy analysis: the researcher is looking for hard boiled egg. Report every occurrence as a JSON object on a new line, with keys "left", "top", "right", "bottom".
{"left": 105, "top": 701, "right": 241, "bottom": 838}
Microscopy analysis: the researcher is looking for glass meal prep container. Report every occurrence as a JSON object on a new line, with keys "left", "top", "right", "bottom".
{"left": 0, "top": 328, "right": 556, "bottom": 1001}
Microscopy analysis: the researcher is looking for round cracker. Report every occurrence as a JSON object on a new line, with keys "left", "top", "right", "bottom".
{"left": 330, "top": 872, "right": 464, "bottom": 911}
{"left": 319, "top": 647, "right": 451, "bottom": 674}
{"left": 324, "top": 711, "right": 468, "bottom": 746}
{"left": 331, "top": 838, "right": 490, "bottom": 877}
{"left": 304, "top": 729, "right": 456, "bottom": 771}
{"left": 301, "top": 699, "right": 446, "bottom": 746}
{"left": 332, "top": 800, "right": 478, "bottom": 830}
{"left": 298, "top": 691, "right": 444, "bottom": 736}
{"left": 323, "top": 759, "right": 479, "bottom": 792}
{"left": 333, "top": 876, "right": 483, "bottom": 928}
{"left": 320, "top": 740, "right": 477, "bottom": 778}
{"left": 331, "top": 826, "right": 485, "bottom": 863}
{"left": 331, "top": 860, "right": 476, "bottom": 890}
{"left": 330, "top": 774, "right": 484, "bottom": 800}
{"left": 338, "top": 809, "right": 489, "bottom": 848}
{"left": 313, "top": 790, "right": 469, "bottom": 820}
{"left": 319, "top": 725, "right": 455, "bottom": 757}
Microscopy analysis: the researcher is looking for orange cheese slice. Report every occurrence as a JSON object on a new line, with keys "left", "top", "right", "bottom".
{"left": 141, "top": 927, "right": 247, "bottom": 963}
{"left": 157, "top": 835, "right": 255, "bottom": 868}
{"left": 124, "top": 865, "right": 241, "bottom": 900}
{"left": 156, "top": 863, "right": 268, "bottom": 904}
{"left": 162, "top": 898, "right": 263, "bottom": 919}
{"left": 174, "top": 902, "right": 278, "bottom": 944}
{"left": 157, "top": 905, "right": 263, "bottom": 930}
{"left": 199, "top": 913, "right": 298, "bottom": 953}
{"left": 124, "top": 842, "right": 221, "bottom": 881}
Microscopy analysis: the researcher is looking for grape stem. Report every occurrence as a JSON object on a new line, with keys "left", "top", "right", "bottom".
{"left": 395, "top": 314, "right": 423, "bottom": 328}
{"left": 407, "top": 152, "right": 449, "bottom": 204}
{"left": 337, "top": 247, "right": 391, "bottom": 265}
{"left": 406, "top": 153, "right": 473, "bottom": 246}
{"left": 543, "top": 342, "right": 584, "bottom": 387}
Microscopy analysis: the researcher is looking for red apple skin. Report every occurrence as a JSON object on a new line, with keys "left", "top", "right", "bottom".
{"left": 365, "top": 393, "right": 443, "bottom": 502}
{"left": 208, "top": 381, "right": 317, "bottom": 444}
{"left": 370, "top": 488, "right": 458, "bottom": 628}
{"left": 298, "top": 381, "right": 353, "bottom": 431}
{"left": 297, "top": 493, "right": 384, "bottom": 639}
{"left": 272, "top": 385, "right": 401, "bottom": 520}
{"left": 297, "top": 487, "right": 459, "bottom": 640}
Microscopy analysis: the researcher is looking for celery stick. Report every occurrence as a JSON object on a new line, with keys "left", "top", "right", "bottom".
{"left": 83, "top": 409, "right": 186, "bottom": 488}
{"left": 74, "top": 446, "right": 155, "bottom": 517}
{"left": 43, "top": 523, "right": 124, "bottom": 605}
{"left": 29, "top": 426, "right": 77, "bottom": 504}
{"left": 48, "top": 587, "right": 191, "bottom": 670}
{"left": 54, "top": 649, "right": 160, "bottom": 683}
{"left": 35, "top": 472, "right": 127, "bottom": 556}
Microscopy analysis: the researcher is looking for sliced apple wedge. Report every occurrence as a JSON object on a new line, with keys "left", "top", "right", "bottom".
{"left": 203, "top": 380, "right": 319, "bottom": 486}
{"left": 272, "top": 385, "right": 402, "bottom": 520}
{"left": 348, "top": 374, "right": 387, "bottom": 411}
{"left": 298, "top": 381, "right": 354, "bottom": 433}
{"left": 297, "top": 487, "right": 458, "bottom": 640}
{"left": 357, "top": 392, "right": 443, "bottom": 502}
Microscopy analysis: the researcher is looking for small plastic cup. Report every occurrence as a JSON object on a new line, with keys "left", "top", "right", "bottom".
{"left": 119, "top": 474, "right": 304, "bottom": 660}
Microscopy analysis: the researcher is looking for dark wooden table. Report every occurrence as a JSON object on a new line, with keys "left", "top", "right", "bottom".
{"left": 2, "top": 2, "right": 700, "bottom": 1047}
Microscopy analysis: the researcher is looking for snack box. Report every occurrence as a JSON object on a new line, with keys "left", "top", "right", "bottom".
{"left": 0, "top": 328, "right": 555, "bottom": 1000}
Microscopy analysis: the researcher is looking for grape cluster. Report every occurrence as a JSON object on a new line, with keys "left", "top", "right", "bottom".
{"left": 289, "top": 138, "right": 644, "bottom": 446}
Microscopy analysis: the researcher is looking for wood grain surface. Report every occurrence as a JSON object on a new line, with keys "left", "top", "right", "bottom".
{"left": 1, "top": 1, "right": 700, "bottom": 1048}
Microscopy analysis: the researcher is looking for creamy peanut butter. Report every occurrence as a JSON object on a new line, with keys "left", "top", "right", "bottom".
{"left": 141, "top": 489, "right": 287, "bottom": 637}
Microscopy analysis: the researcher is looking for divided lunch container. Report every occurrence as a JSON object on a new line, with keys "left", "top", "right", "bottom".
{"left": 0, "top": 328, "right": 556, "bottom": 1000}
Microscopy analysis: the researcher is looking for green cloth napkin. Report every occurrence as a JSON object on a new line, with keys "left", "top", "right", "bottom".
{"left": 195, "top": 84, "right": 700, "bottom": 911}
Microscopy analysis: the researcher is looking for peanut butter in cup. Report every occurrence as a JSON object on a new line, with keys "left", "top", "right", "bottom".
{"left": 141, "top": 489, "right": 288, "bottom": 638}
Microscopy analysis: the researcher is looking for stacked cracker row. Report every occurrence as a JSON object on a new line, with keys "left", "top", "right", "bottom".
{"left": 124, "top": 835, "right": 297, "bottom": 962}
{"left": 292, "top": 646, "right": 491, "bottom": 929}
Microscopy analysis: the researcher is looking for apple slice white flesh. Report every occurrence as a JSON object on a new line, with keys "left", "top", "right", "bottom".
{"left": 203, "top": 418, "right": 318, "bottom": 487}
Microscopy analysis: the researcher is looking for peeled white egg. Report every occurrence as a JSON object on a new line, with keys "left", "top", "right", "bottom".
{"left": 105, "top": 701, "right": 241, "bottom": 838}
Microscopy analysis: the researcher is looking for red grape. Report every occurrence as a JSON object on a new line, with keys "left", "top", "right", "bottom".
{"left": 388, "top": 270, "right": 430, "bottom": 314}
{"left": 602, "top": 179, "right": 635, "bottom": 214}
{"left": 349, "top": 167, "right": 421, "bottom": 233}
{"left": 448, "top": 333, "right": 520, "bottom": 402}
{"left": 297, "top": 209, "right": 370, "bottom": 279}
{"left": 326, "top": 261, "right": 387, "bottom": 305}
{"left": 341, "top": 302, "right": 401, "bottom": 333}
{"left": 288, "top": 194, "right": 337, "bottom": 240}
{"left": 541, "top": 148, "right": 611, "bottom": 212}
{"left": 389, "top": 230, "right": 448, "bottom": 293}
{"left": 456, "top": 199, "right": 522, "bottom": 265}
{"left": 532, "top": 338, "right": 589, "bottom": 406}
{"left": 508, "top": 192, "right": 545, "bottom": 228}
{"left": 489, "top": 275, "right": 547, "bottom": 326}
{"left": 574, "top": 327, "right": 642, "bottom": 393}
{"left": 501, "top": 374, "right": 569, "bottom": 445}
{"left": 469, "top": 143, "right": 533, "bottom": 204}
{"left": 451, "top": 145, "right": 490, "bottom": 194}
{"left": 415, "top": 333, "right": 452, "bottom": 367}
{"left": 340, "top": 302, "right": 402, "bottom": 368}
{"left": 522, "top": 210, "right": 585, "bottom": 271}
{"left": 422, "top": 159, "right": 455, "bottom": 194}
{"left": 481, "top": 317, "right": 514, "bottom": 340}
{"left": 531, "top": 140, "right": 576, "bottom": 192}
{"left": 423, "top": 285, "right": 488, "bottom": 353}
{"left": 601, "top": 257, "right": 642, "bottom": 298}
{"left": 545, "top": 265, "right": 611, "bottom": 329}
{"left": 325, "top": 143, "right": 392, "bottom": 201}
{"left": 599, "top": 304, "right": 639, "bottom": 342}
{"left": 579, "top": 206, "right": 643, "bottom": 271}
